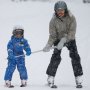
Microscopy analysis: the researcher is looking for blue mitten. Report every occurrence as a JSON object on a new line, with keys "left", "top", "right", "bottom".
{"left": 26, "top": 48, "right": 31, "bottom": 56}
{"left": 26, "top": 51, "right": 31, "bottom": 56}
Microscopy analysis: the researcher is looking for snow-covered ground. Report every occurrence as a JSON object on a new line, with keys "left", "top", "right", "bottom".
{"left": 0, "top": 0, "right": 90, "bottom": 90}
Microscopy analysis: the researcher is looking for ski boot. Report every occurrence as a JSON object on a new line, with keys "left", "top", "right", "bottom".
{"left": 5, "top": 80, "right": 14, "bottom": 88}
{"left": 75, "top": 76, "right": 83, "bottom": 88}
{"left": 47, "top": 75, "right": 57, "bottom": 88}
{"left": 20, "top": 80, "right": 27, "bottom": 87}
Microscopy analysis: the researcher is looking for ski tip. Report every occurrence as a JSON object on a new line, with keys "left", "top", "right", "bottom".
{"left": 76, "top": 85, "right": 83, "bottom": 88}
{"left": 51, "top": 85, "right": 57, "bottom": 88}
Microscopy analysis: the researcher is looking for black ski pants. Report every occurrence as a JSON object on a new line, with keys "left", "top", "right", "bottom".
{"left": 46, "top": 39, "right": 83, "bottom": 77}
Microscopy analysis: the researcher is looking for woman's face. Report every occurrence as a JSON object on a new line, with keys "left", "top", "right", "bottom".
{"left": 56, "top": 9, "right": 65, "bottom": 17}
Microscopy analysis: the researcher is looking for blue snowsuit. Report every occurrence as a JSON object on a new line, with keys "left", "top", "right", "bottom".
{"left": 4, "top": 36, "right": 31, "bottom": 81}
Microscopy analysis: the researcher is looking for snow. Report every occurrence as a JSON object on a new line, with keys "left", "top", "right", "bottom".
{"left": 0, "top": 0, "right": 90, "bottom": 90}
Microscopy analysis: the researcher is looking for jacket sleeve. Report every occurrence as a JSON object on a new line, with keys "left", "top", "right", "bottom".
{"left": 7, "top": 40, "right": 14, "bottom": 56}
{"left": 47, "top": 18, "right": 58, "bottom": 46}
{"left": 67, "top": 15, "right": 76, "bottom": 41}
{"left": 23, "top": 39, "right": 31, "bottom": 53}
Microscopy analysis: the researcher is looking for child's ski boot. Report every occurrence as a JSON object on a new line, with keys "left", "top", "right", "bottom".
{"left": 5, "top": 80, "right": 14, "bottom": 88}
{"left": 20, "top": 80, "right": 27, "bottom": 87}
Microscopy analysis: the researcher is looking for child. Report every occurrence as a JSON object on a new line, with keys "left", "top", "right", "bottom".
{"left": 4, "top": 26, "right": 31, "bottom": 88}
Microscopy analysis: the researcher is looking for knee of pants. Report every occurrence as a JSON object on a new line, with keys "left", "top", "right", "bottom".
{"left": 70, "top": 52, "right": 80, "bottom": 61}
{"left": 17, "top": 64, "right": 27, "bottom": 72}
{"left": 51, "top": 54, "right": 61, "bottom": 66}
{"left": 7, "top": 62, "right": 16, "bottom": 71}
{"left": 52, "top": 49, "right": 61, "bottom": 60}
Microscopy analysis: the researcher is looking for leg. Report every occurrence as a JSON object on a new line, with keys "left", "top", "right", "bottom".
{"left": 66, "top": 40, "right": 83, "bottom": 77}
{"left": 66, "top": 40, "right": 83, "bottom": 88}
{"left": 46, "top": 48, "right": 61, "bottom": 77}
{"left": 17, "top": 57, "right": 28, "bottom": 86}
{"left": 46, "top": 48, "right": 61, "bottom": 88}
{"left": 4, "top": 59, "right": 16, "bottom": 81}
{"left": 4, "top": 59, "right": 16, "bottom": 88}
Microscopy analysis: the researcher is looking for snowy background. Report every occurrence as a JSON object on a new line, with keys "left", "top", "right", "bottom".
{"left": 0, "top": 0, "right": 90, "bottom": 90}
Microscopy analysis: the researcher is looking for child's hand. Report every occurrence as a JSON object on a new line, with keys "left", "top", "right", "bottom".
{"left": 26, "top": 51, "right": 31, "bottom": 56}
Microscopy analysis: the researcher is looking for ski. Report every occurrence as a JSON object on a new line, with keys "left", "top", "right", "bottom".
{"left": 5, "top": 85, "right": 14, "bottom": 88}
{"left": 76, "top": 84, "right": 83, "bottom": 88}
{"left": 20, "top": 84, "right": 27, "bottom": 87}
{"left": 47, "top": 83, "right": 57, "bottom": 88}
{"left": 9, "top": 85, "right": 14, "bottom": 88}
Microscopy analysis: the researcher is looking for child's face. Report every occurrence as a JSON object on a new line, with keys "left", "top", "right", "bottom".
{"left": 15, "top": 34, "right": 23, "bottom": 38}
{"left": 14, "top": 29, "right": 23, "bottom": 38}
